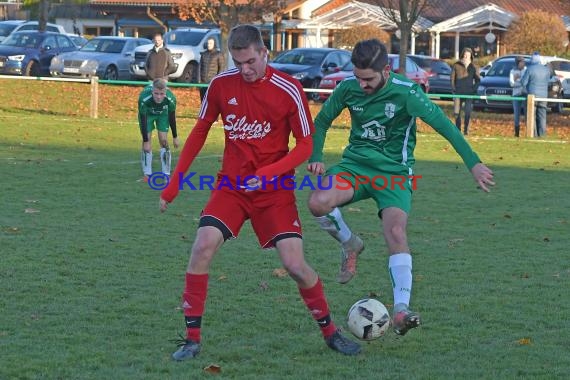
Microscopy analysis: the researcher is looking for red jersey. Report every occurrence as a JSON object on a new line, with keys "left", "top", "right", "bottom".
{"left": 162, "top": 65, "right": 314, "bottom": 202}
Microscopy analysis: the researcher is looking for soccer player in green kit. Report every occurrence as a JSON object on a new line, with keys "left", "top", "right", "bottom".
{"left": 138, "top": 78, "right": 179, "bottom": 179}
{"left": 307, "top": 39, "right": 495, "bottom": 336}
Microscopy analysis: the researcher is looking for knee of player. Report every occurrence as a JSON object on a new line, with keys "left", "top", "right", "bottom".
{"left": 190, "top": 233, "right": 221, "bottom": 257}
{"left": 307, "top": 191, "right": 333, "bottom": 216}
{"left": 281, "top": 259, "right": 309, "bottom": 281}
{"left": 385, "top": 224, "right": 408, "bottom": 244}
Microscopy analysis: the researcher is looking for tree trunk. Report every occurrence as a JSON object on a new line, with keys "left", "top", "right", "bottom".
{"left": 398, "top": 27, "right": 410, "bottom": 75}
{"left": 39, "top": 0, "right": 49, "bottom": 32}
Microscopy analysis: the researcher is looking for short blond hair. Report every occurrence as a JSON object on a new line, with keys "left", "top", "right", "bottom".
{"left": 152, "top": 78, "right": 167, "bottom": 90}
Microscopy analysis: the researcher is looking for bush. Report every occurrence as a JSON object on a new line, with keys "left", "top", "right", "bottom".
{"left": 334, "top": 25, "right": 390, "bottom": 50}
{"left": 504, "top": 11, "right": 568, "bottom": 55}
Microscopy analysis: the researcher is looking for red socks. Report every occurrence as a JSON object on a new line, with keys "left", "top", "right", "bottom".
{"left": 182, "top": 273, "right": 208, "bottom": 342}
{"left": 298, "top": 278, "right": 337, "bottom": 337}
{"left": 182, "top": 274, "right": 336, "bottom": 341}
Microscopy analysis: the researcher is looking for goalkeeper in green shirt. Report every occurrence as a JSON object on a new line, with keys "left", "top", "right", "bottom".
{"left": 138, "top": 78, "right": 179, "bottom": 179}
{"left": 307, "top": 39, "right": 494, "bottom": 336}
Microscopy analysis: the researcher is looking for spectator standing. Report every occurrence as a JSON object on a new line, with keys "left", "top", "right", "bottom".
{"left": 509, "top": 56, "right": 526, "bottom": 137}
{"left": 521, "top": 52, "right": 550, "bottom": 137}
{"left": 199, "top": 37, "right": 225, "bottom": 101}
{"left": 145, "top": 32, "right": 176, "bottom": 81}
{"left": 451, "top": 48, "right": 480, "bottom": 135}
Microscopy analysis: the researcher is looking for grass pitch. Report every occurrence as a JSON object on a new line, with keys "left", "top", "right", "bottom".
{"left": 1, "top": 79, "right": 569, "bottom": 379}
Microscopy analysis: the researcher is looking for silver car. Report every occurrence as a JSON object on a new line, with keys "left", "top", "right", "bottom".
{"left": 50, "top": 36, "right": 151, "bottom": 80}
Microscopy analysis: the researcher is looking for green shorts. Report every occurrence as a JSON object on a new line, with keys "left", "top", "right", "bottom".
{"left": 326, "top": 160, "right": 414, "bottom": 215}
{"left": 146, "top": 115, "right": 169, "bottom": 133}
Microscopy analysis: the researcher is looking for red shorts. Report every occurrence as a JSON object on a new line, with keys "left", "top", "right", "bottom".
{"left": 200, "top": 188, "right": 302, "bottom": 248}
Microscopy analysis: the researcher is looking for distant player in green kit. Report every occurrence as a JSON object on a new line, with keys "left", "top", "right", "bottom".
{"left": 138, "top": 78, "right": 179, "bottom": 179}
{"left": 307, "top": 39, "right": 495, "bottom": 336}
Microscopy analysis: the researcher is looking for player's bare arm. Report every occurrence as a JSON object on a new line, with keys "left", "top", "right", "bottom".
{"left": 471, "top": 163, "right": 495, "bottom": 192}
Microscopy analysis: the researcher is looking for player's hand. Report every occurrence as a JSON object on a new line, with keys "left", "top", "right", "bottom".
{"left": 242, "top": 176, "right": 261, "bottom": 192}
{"left": 307, "top": 162, "right": 325, "bottom": 176}
{"left": 471, "top": 163, "right": 495, "bottom": 192}
{"left": 159, "top": 197, "right": 169, "bottom": 213}
{"left": 173, "top": 137, "right": 180, "bottom": 149}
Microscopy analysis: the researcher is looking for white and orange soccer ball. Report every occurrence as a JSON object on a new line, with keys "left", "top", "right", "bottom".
{"left": 347, "top": 298, "right": 391, "bottom": 340}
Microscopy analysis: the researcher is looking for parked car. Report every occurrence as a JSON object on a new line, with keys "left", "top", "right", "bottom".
{"left": 474, "top": 55, "right": 564, "bottom": 113}
{"left": 318, "top": 54, "right": 430, "bottom": 101}
{"left": 66, "top": 34, "right": 88, "bottom": 48}
{"left": 269, "top": 47, "right": 351, "bottom": 100}
{"left": 0, "top": 31, "right": 78, "bottom": 76}
{"left": 479, "top": 54, "right": 525, "bottom": 77}
{"left": 50, "top": 36, "right": 151, "bottom": 80}
{"left": 0, "top": 20, "right": 25, "bottom": 43}
{"left": 11, "top": 21, "right": 66, "bottom": 34}
{"left": 544, "top": 57, "right": 570, "bottom": 106}
{"left": 407, "top": 54, "right": 452, "bottom": 98}
{"left": 131, "top": 28, "right": 221, "bottom": 82}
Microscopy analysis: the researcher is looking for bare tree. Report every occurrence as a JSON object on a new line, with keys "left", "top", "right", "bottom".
{"left": 174, "top": 0, "right": 287, "bottom": 54}
{"left": 370, "top": 0, "right": 432, "bottom": 74}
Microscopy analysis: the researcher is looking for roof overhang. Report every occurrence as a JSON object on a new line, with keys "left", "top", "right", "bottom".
{"left": 429, "top": 3, "right": 515, "bottom": 33}
{"left": 298, "top": 1, "right": 432, "bottom": 31}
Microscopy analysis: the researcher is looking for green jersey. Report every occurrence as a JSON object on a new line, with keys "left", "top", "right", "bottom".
{"left": 311, "top": 72, "right": 480, "bottom": 174}
{"left": 138, "top": 85, "right": 177, "bottom": 117}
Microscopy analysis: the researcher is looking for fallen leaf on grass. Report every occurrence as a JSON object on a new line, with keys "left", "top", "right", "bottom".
{"left": 24, "top": 208, "right": 40, "bottom": 214}
{"left": 516, "top": 338, "right": 532, "bottom": 345}
{"left": 447, "top": 238, "right": 464, "bottom": 248}
{"left": 259, "top": 281, "right": 269, "bottom": 291}
{"left": 203, "top": 364, "right": 221, "bottom": 374}
{"left": 272, "top": 268, "right": 288, "bottom": 278}
{"left": 25, "top": 199, "right": 39, "bottom": 203}
{"left": 218, "top": 275, "right": 227, "bottom": 281}
{"left": 4, "top": 227, "right": 20, "bottom": 233}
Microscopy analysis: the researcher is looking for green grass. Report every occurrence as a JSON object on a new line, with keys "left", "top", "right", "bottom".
{"left": 1, "top": 80, "right": 569, "bottom": 379}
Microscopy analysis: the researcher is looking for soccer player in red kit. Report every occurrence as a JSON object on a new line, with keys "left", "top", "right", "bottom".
{"left": 159, "top": 24, "right": 361, "bottom": 360}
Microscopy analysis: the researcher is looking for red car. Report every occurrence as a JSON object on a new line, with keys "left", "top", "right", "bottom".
{"left": 318, "top": 54, "right": 430, "bottom": 101}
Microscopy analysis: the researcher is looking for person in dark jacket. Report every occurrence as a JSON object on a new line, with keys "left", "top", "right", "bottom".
{"left": 451, "top": 48, "right": 480, "bottom": 135}
{"left": 199, "top": 37, "right": 225, "bottom": 101}
{"left": 145, "top": 33, "right": 176, "bottom": 81}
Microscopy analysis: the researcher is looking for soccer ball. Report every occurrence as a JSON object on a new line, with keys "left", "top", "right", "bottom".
{"left": 347, "top": 298, "right": 391, "bottom": 340}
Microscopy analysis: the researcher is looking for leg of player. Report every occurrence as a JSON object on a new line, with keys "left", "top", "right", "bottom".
{"left": 381, "top": 207, "right": 421, "bottom": 336}
{"left": 276, "top": 237, "right": 361, "bottom": 355}
{"left": 158, "top": 131, "right": 170, "bottom": 175}
{"left": 308, "top": 175, "right": 364, "bottom": 284}
{"left": 172, "top": 226, "right": 225, "bottom": 361}
{"left": 141, "top": 137, "right": 152, "bottom": 180}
